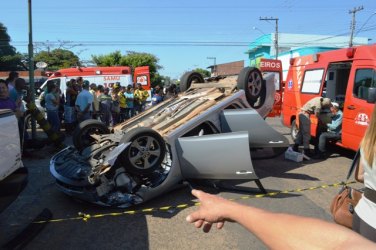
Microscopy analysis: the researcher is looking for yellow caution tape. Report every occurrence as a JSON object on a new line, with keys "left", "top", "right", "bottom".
{"left": 24, "top": 181, "right": 355, "bottom": 225}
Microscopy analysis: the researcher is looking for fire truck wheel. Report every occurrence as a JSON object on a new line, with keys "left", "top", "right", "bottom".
{"left": 291, "top": 119, "right": 299, "bottom": 141}
{"left": 119, "top": 127, "right": 166, "bottom": 175}
{"left": 180, "top": 71, "right": 205, "bottom": 92}
{"left": 72, "top": 119, "right": 110, "bottom": 151}
{"left": 237, "top": 67, "right": 266, "bottom": 108}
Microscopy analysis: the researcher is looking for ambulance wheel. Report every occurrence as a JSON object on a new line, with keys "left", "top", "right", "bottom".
{"left": 180, "top": 71, "right": 205, "bottom": 92}
{"left": 291, "top": 119, "right": 299, "bottom": 141}
{"left": 237, "top": 67, "right": 266, "bottom": 108}
{"left": 119, "top": 127, "right": 166, "bottom": 175}
{"left": 73, "top": 119, "right": 110, "bottom": 151}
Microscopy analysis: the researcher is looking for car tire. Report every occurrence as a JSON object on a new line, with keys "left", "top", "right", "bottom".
{"left": 291, "top": 119, "right": 299, "bottom": 141}
{"left": 237, "top": 67, "right": 266, "bottom": 108}
{"left": 119, "top": 127, "right": 166, "bottom": 175}
{"left": 72, "top": 119, "right": 110, "bottom": 151}
{"left": 180, "top": 71, "right": 205, "bottom": 92}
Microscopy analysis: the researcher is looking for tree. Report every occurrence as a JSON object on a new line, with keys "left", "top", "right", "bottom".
{"left": 0, "top": 23, "right": 24, "bottom": 71}
{"left": 91, "top": 51, "right": 163, "bottom": 85}
{"left": 92, "top": 51, "right": 122, "bottom": 66}
{"left": 194, "top": 68, "right": 211, "bottom": 78}
{"left": 34, "top": 49, "right": 80, "bottom": 71}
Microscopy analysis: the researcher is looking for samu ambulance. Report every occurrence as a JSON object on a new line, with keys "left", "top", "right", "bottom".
{"left": 39, "top": 66, "right": 151, "bottom": 95}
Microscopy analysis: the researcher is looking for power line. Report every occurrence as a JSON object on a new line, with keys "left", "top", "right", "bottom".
{"left": 355, "top": 11, "right": 376, "bottom": 36}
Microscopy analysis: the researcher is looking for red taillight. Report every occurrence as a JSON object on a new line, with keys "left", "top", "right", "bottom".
{"left": 53, "top": 72, "right": 62, "bottom": 77}
{"left": 289, "top": 58, "right": 295, "bottom": 65}
{"left": 121, "top": 69, "right": 129, "bottom": 74}
{"left": 346, "top": 47, "right": 356, "bottom": 58}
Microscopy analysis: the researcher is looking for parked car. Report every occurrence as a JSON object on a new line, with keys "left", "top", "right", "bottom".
{"left": 0, "top": 109, "right": 28, "bottom": 213}
{"left": 50, "top": 68, "right": 289, "bottom": 208}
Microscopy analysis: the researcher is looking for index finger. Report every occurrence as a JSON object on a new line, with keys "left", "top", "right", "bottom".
{"left": 191, "top": 189, "right": 204, "bottom": 200}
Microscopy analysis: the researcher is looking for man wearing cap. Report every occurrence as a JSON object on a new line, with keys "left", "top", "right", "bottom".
{"left": 314, "top": 102, "right": 343, "bottom": 159}
{"left": 75, "top": 80, "right": 94, "bottom": 122}
{"left": 292, "top": 97, "right": 332, "bottom": 157}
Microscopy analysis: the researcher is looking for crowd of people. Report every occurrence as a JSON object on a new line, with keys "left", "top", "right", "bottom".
{"left": 0, "top": 71, "right": 179, "bottom": 148}
{"left": 40, "top": 77, "right": 179, "bottom": 134}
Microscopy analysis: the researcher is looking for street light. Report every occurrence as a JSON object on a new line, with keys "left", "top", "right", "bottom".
{"left": 207, "top": 57, "right": 216, "bottom": 76}
{"left": 253, "top": 26, "right": 266, "bottom": 35}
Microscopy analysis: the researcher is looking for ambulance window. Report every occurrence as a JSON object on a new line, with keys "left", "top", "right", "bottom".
{"left": 353, "top": 69, "right": 376, "bottom": 100}
{"left": 301, "top": 69, "right": 324, "bottom": 94}
{"left": 46, "top": 79, "right": 61, "bottom": 88}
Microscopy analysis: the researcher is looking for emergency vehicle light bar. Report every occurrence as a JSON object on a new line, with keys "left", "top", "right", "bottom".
{"left": 346, "top": 47, "right": 356, "bottom": 58}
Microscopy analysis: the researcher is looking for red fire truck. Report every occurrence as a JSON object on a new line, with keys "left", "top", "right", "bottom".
{"left": 281, "top": 44, "right": 376, "bottom": 151}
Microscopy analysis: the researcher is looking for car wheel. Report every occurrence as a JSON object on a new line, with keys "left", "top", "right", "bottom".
{"left": 237, "top": 67, "right": 266, "bottom": 108}
{"left": 291, "top": 119, "right": 299, "bottom": 141}
{"left": 72, "top": 119, "right": 110, "bottom": 151}
{"left": 119, "top": 127, "right": 166, "bottom": 175}
{"left": 180, "top": 71, "right": 205, "bottom": 92}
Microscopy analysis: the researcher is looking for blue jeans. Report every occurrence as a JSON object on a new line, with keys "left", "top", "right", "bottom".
{"left": 47, "top": 110, "right": 61, "bottom": 132}
{"left": 318, "top": 131, "right": 341, "bottom": 152}
{"left": 125, "top": 107, "right": 134, "bottom": 119}
{"left": 77, "top": 111, "right": 91, "bottom": 123}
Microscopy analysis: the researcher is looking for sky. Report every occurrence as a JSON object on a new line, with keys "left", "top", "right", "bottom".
{"left": 2, "top": 0, "right": 376, "bottom": 79}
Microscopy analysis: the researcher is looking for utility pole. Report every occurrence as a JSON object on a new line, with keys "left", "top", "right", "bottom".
{"left": 28, "top": 0, "right": 36, "bottom": 139}
{"left": 207, "top": 57, "right": 216, "bottom": 76}
{"left": 348, "top": 6, "right": 363, "bottom": 47}
{"left": 260, "top": 17, "right": 279, "bottom": 59}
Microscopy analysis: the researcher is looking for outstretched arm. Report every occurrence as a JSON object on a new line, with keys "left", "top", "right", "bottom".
{"left": 186, "top": 190, "right": 375, "bottom": 250}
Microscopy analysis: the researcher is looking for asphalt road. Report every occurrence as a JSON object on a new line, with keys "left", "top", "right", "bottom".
{"left": 0, "top": 117, "right": 360, "bottom": 250}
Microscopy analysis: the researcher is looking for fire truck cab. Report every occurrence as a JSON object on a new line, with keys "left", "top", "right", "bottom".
{"left": 282, "top": 44, "right": 376, "bottom": 151}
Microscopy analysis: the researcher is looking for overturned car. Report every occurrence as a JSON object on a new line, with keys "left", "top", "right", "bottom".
{"left": 50, "top": 67, "right": 289, "bottom": 207}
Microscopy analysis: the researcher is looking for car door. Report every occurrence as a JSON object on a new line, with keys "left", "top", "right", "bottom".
{"left": 175, "top": 109, "right": 289, "bottom": 180}
{"left": 176, "top": 131, "right": 258, "bottom": 180}
{"left": 0, "top": 110, "right": 23, "bottom": 181}
{"left": 220, "top": 109, "right": 290, "bottom": 148}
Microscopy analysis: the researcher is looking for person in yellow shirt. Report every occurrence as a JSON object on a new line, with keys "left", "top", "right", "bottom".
{"left": 134, "top": 83, "right": 149, "bottom": 114}
{"left": 118, "top": 86, "right": 127, "bottom": 122}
